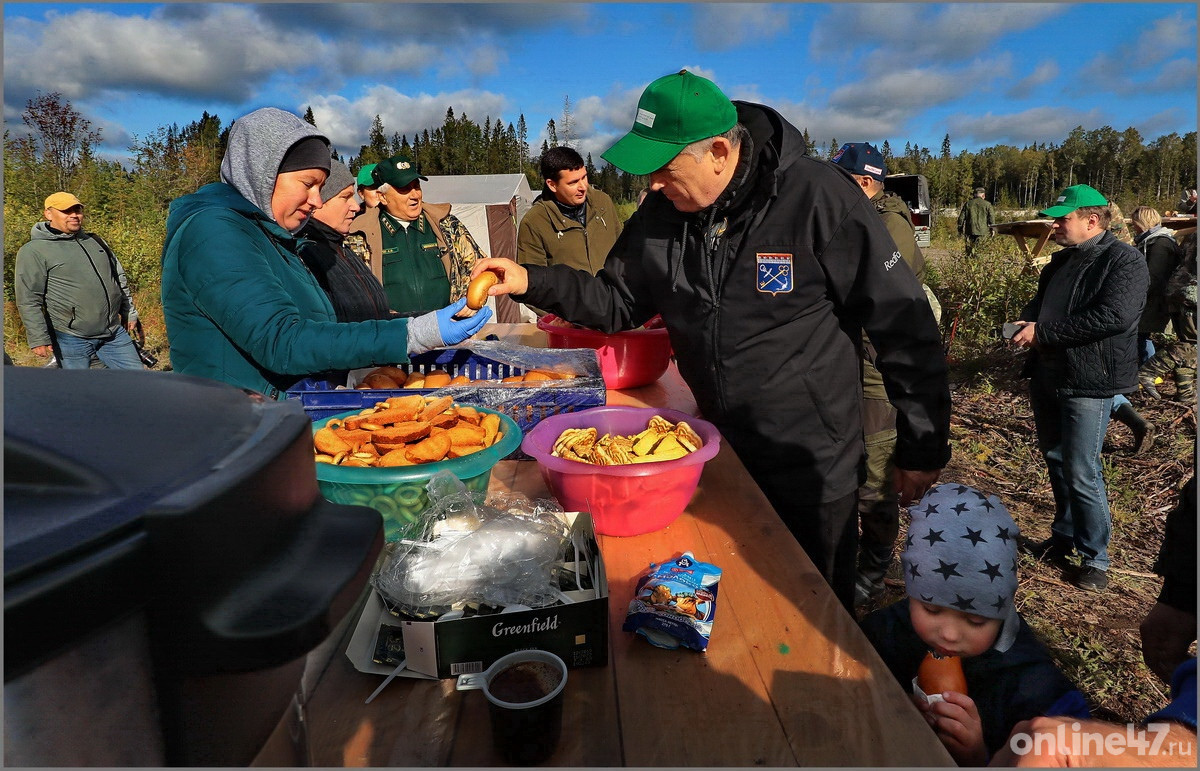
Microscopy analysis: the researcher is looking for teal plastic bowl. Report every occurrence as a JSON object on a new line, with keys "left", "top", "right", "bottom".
{"left": 313, "top": 406, "right": 522, "bottom": 541}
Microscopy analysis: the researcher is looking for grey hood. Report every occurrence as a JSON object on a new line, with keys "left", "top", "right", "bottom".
{"left": 219, "top": 107, "right": 329, "bottom": 225}
{"left": 30, "top": 221, "right": 79, "bottom": 241}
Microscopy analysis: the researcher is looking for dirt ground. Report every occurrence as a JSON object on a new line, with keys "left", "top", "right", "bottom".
{"left": 856, "top": 343, "right": 1195, "bottom": 725}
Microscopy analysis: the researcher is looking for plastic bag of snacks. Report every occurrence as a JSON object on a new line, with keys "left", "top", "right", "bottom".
{"left": 622, "top": 552, "right": 721, "bottom": 651}
{"left": 371, "top": 471, "right": 571, "bottom": 618}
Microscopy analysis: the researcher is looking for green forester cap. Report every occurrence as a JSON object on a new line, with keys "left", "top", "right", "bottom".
{"left": 601, "top": 70, "right": 737, "bottom": 176}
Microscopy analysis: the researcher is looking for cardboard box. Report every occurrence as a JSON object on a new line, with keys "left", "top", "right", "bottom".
{"left": 346, "top": 512, "right": 608, "bottom": 680}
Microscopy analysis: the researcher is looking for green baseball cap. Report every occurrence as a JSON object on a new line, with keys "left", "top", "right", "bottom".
{"left": 371, "top": 154, "right": 427, "bottom": 188}
{"left": 356, "top": 163, "right": 378, "bottom": 187}
{"left": 1040, "top": 184, "right": 1109, "bottom": 217}
{"left": 601, "top": 69, "right": 738, "bottom": 175}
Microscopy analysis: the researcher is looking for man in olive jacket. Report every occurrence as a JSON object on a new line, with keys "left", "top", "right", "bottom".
{"left": 517, "top": 146, "right": 622, "bottom": 276}
{"left": 14, "top": 192, "right": 143, "bottom": 369}
{"left": 959, "top": 187, "right": 995, "bottom": 256}
{"left": 473, "top": 71, "right": 951, "bottom": 610}
{"left": 1011, "top": 184, "right": 1149, "bottom": 594}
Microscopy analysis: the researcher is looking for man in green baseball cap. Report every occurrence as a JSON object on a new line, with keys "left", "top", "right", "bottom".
{"left": 466, "top": 68, "right": 952, "bottom": 612}
{"left": 1010, "top": 183, "right": 1150, "bottom": 593}
{"left": 1038, "top": 183, "right": 1110, "bottom": 218}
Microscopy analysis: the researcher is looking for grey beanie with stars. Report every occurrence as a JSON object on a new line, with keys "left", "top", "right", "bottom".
{"left": 901, "top": 483, "right": 1022, "bottom": 652}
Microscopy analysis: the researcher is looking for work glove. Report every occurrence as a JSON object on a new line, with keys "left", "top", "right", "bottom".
{"left": 407, "top": 298, "right": 492, "bottom": 354}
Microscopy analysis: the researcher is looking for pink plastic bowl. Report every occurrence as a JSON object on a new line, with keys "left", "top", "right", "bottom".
{"left": 537, "top": 314, "right": 673, "bottom": 389}
{"left": 521, "top": 406, "right": 721, "bottom": 536}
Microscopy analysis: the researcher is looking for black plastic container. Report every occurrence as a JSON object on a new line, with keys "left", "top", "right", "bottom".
{"left": 4, "top": 368, "right": 383, "bottom": 766}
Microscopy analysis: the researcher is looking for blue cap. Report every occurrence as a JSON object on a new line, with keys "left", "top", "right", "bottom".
{"left": 831, "top": 142, "right": 887, "bottom": 181}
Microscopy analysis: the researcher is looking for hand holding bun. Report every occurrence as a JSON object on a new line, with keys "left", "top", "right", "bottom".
{"left": 917, "top": 652, "right": 968, "bottom": 696}
{"left": 456, "top": 270, "right": 499, "bottom": 317}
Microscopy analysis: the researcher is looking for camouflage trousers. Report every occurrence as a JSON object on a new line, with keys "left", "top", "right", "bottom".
{"left": 857, "top": 398, "right": 900, "bottom": 584}
{"left": 1141, "top": 310, "right": 1197, "bottom": 400}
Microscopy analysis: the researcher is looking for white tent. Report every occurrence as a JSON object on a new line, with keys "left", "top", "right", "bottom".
{"left": 420, "top": 174, "right": 538, "bottom": 322}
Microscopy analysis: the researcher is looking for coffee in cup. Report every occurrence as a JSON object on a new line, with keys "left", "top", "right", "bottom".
{"left": 457, "top": 650, "right": 567, "bottom": 765}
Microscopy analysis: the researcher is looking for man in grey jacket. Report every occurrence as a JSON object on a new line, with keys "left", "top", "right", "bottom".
{"left": 15, "top": 192, "right": 143, "bottom": 369}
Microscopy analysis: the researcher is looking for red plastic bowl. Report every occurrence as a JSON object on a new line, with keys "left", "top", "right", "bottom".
{"left": 537, "top": 314, "right": 672, "bottom": 389}
{"left": 521, "top": 406, "right": 721, "bottom": 536}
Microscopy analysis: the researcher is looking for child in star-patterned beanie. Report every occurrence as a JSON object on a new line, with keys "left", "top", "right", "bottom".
{"left": 860, "top": 483, "right": 1090, "bottom": 765}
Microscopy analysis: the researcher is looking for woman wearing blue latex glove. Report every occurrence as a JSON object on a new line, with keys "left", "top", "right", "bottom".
{"left": 161, "top": 107, "right": 489, "bottom": 399}
{"left": 407, "top": 298, "right": 493, "bottom": 351}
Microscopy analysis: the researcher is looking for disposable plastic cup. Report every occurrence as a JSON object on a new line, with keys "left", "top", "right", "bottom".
{"left": 456, "top": 650, "right": 567, "bottom": 765}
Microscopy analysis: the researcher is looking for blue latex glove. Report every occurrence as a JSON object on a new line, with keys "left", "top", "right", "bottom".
{"left": 408, "top": 298, "right": 492, "bottom": 353}
{"left": 439, "top": 298, "right": 492, "bottom": 344}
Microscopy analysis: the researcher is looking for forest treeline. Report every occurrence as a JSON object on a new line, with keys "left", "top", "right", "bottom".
{"left": 4, "top": 92, "right": 1197, "bottom": 302}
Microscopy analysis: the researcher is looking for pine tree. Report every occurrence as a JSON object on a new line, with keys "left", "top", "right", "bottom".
{"left": 941, "top": 134, "right": 951, "bottom": 159}
{"left": 303, "top": 106, "right": 317, "bottom": 127}
{"left": 560, "top": 95, "right": 575, "bottom": 148}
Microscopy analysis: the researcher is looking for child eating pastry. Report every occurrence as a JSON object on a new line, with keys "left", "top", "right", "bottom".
{"left": 860, "top": 483, "right": 1089, "bottom": 765}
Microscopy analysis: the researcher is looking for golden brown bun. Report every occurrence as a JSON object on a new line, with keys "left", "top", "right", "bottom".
{"left": 423, "top": 370, "right": 452, "bottom": 388}
{"left": 361, "top": 372, "right": 401, "bottom": 390}
{"left": 466, "top": 271, "right": 499, "bottom": 310}
{"left": 372, "top": 365, "right": 409, "bottom": 386}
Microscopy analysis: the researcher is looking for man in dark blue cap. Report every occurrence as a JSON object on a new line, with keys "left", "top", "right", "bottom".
{"left": 833, "top": 142, "right": 942, "bottom": 606}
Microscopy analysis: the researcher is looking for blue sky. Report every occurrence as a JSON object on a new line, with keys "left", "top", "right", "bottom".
{"left": 3, "top": 3, "right": 1196, "bottom": 167}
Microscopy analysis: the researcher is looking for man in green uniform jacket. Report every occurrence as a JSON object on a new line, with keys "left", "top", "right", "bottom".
{"left": 367, "top": 153, "right": 486, "bottom": 315}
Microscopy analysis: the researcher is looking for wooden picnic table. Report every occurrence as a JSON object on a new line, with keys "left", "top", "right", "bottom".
{"left": 274, "top": 324, "right": 954, "bottom": 767}
{"left": 994, "top": 215, "right": 1197, "bottom": 268}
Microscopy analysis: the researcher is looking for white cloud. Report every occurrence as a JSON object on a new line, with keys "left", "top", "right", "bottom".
{"left": 812, "top": 3, "right": 1065, "bottom": 71}
{"left": 1006, "top": 60, "right": 1059, "bottom": 99}
{"left": 692, "top": 4, "right": 793, "bottom": 51}
{"left": 824, "top": 57, "right": 1010, "bottom": 131}
{"left": 1080, "top": 9, "right": 1196, "bottom": 93}
{"left": 946, "top": 106, "right": 1107, "bottom": 146}
{"left": 305, "top": 85, "right": 510, "bottom": 157}
{"left": 3, "top": 7, "right": 332, "bottom": 103}
{"left": 1135, "top": 108, "right": 1186, "bottom": 140}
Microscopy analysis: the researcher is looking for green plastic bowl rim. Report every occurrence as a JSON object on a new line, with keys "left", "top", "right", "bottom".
{"left": 313, "top": 405, "right": 522, "bottom": 483}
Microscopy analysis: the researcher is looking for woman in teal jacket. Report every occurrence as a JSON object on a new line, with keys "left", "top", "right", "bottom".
{"left": 161, "top": 108, "right": 489, "bottom": 398}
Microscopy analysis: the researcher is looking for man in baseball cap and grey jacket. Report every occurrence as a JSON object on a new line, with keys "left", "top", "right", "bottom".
{"left": 15, "top": 192, "right": 144, "bottom": 369}
{"left": 470, "top": 70, "right": 951, "bottom": 609}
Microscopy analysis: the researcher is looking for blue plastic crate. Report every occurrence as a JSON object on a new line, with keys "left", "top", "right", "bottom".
{"left": 287, "top": 347, "right": 606, "bottom": 459}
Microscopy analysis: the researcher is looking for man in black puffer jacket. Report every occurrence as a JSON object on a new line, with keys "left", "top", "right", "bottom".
{"left": 1011, "top": 184, "right": 1149, "bottom": 594}
{"left": 472, "top": 71, "right": 951, "bottom": 610}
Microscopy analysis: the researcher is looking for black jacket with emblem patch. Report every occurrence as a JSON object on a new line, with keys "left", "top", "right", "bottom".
{"left": 517, "top": 101, "right": 950, "bottom": 504}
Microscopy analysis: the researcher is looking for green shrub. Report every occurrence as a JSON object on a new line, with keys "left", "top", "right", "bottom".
{"left": 933, "top": 235, "right": 1041, "bottom": 355}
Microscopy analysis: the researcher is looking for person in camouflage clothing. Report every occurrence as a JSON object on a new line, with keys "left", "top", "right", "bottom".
{"left": 833, "top": 142, "right": 943, "bottom": 606}
{"left": 1107, "top": 201, "right": 1134, "bottom": 246}
{"left": 1139, "top": 231, "right": 1196, "bottom": 402}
